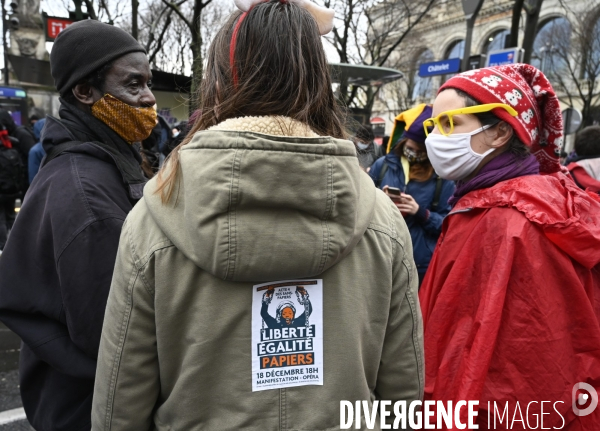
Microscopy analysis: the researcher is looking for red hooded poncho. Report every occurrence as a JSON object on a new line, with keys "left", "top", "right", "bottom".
{"left": 419, "top": 171, "right": 600, "bottom": 430}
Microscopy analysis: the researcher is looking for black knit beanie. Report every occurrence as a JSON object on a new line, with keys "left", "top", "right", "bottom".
{"left": 50, "top": 20, "right": 146, "bottom": 95}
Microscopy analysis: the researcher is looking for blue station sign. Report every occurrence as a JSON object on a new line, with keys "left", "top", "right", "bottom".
{"left": 486, "top": 48, "right": 523, "bottom": 67}
{"left": 0, "top": 87, "right": 26, "bottom": 98}
{"left": 418, "top": 58, "right": 461, "bottom": 77}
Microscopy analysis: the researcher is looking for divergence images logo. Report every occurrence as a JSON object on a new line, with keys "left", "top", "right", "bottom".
{"left": 572, "top": 382, "right": 598, "bottom": 417}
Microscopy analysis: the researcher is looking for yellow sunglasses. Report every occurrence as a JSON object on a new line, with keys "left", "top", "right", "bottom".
{"left": 423, "top": 103, "right": 518, "bottom": 137}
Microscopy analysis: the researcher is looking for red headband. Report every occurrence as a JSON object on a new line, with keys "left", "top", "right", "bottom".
{"left": 229, "top": 11, "right": 249, "bottom": 88}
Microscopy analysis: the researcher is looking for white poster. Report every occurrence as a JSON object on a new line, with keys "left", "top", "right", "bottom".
{"left": 251, "top": 279, "right": 323, "bottom": 392}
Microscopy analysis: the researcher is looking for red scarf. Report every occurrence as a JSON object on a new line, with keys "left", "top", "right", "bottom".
{"left": 0, "top": 130, "right": 12, "bottom": 148}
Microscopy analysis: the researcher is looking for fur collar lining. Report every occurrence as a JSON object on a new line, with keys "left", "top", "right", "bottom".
{"left": 208, "top": 116, "right": 319, "bottom": 138}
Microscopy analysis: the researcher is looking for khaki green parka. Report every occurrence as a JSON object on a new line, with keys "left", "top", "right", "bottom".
{"left": 92, "top": 116, "right": 424, "bottom": 431}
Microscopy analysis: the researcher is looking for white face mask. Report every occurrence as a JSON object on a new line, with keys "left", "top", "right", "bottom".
{"left": 356, "top": 142, "right": 370, "bottom": 150}
{"left": 424, "top": 124, "right": 494, "bottom": 181}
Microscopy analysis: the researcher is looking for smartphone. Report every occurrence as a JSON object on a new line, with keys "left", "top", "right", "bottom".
{"left": 387, "top": 187, "right": 402, "bottom": 196}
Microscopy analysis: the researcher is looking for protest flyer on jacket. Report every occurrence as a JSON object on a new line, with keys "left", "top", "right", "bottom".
{"left": 251, "top": 279, "right": 323, "bottom": 392}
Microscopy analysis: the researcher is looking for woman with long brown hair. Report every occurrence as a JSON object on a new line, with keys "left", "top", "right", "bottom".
{"left": 91, "top": 1, "right": 423, "bottom": 429}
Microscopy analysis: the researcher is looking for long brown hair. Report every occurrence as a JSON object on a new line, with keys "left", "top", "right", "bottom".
{"left": 156, "top": 0, "right": 346, "bottom": 203}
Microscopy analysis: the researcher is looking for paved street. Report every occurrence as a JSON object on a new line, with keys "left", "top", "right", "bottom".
{"left": 0, "top": 324, "right": 33, "bottom": 430}
{"left": 0, "top": 324, "right": 19, "bottom": 373}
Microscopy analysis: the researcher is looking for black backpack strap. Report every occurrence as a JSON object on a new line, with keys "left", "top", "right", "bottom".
{"left": 41, "top": 141, "right": 84, "bottom": 168}
{"left": 377, "top": 161, "right": 389, "bottom": 188}
{"left": 18, "top": 125, "right": 36, "bottom": 141}
{"left": 430, "top": 177, "right": 443, "bottom": 212}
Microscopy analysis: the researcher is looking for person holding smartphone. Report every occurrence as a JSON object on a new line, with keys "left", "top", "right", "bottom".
{"left": 369, "top": 104, "right": 455, "bottom": 285}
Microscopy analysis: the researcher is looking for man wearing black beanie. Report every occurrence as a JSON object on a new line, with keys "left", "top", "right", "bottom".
{"left": 0, "top": 20, "right": 156, "bottom": 431}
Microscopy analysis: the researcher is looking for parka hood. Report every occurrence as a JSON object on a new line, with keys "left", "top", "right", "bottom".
{"left": 144, "top": 116, "right": 376, "bottom": 282}
{"left": 452, "top": 172, "right": 600, "bottom": 269}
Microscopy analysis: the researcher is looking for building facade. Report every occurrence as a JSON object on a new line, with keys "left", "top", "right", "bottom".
{"left": 1, "top": 3, "right": 191, "bottom": 125}
{"left": 372, "top": 0, "right": 596, "bottom": 150}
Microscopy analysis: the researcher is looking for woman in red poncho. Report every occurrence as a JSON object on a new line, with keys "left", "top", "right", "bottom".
{"left": 420, "top": 64, "right": 600, "bottom": 430}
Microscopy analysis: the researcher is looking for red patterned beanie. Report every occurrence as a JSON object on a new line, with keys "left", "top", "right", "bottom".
{"left": 439, "top": 64, "right": 563, "bottom": 174}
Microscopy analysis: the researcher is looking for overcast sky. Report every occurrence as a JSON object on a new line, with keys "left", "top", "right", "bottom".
{"left": 0, "top": 0, "right": 341, "bottom": 81}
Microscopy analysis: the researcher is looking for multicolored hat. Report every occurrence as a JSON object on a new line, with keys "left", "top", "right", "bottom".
{"left": 388, "top": 104, "right": 433, "bottom": 153}
{"left": 439, "top": 63, "right": 563, "bottom": 174}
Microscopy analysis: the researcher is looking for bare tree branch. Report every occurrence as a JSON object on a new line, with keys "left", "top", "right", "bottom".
{"left": 319, "top": 0, "right": 439, "bottom": 112}
{"left": 538, "top": 0, "right": 600, "bottom": 125}
{"left": 160, "top": 0, "right": 192, "bottom": 30}
{"left": 100, "top": 0, "right": 114, "bottom": 23}
{"left": 83, "top": 0, "right": 98, "bottom": 20}
{"left": 149, "top": 10, "right": 173, "bottom": 64}
{"left": 375, "top": 0, "right": 436, "bottom": 67}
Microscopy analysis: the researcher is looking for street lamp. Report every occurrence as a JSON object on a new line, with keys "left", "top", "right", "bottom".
{"left": 70, "top": 0, "right": 85, "bottom": 21}
{"left": 539, "top": 46, "right": 548, "bottom": 73}
{"left": 522, "top": 0, "right": 543, "bottom": 64}
{"left": 1, "top": 0, "right": 8, "bottom": 85}
{"left": 461, "top": 0, "right": 485, "bottom": 73}
{"left": 0, "top": 0, "right": 17, "bottom": 85}
{"left": 539, "top": 44, "right": 557, "bottom": 75}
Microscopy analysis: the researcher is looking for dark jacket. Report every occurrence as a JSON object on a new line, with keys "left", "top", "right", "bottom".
{"left": 156, "top": 114, "right": 173, "bottom": 155}
{"left": 0, "top": 111, "right": 36, "bottom": 159}
{"left": 369, "top": 152, "right": 455, "bottom": 279}
{"left": 356, "top": 141, "right": 383, "bottom": 170}
{"left": 28, "top": 119, "right": 47, "bottom": 184}
{"left": 0, "top": 101, "right": 147, "bottom": 431}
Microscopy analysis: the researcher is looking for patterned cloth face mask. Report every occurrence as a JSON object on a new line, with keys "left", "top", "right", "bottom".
{"left": 91, "top": 93, "right": 157, "bottom": 143}
{"left": 403, "top": 146, "right": 428, "bottom": 164}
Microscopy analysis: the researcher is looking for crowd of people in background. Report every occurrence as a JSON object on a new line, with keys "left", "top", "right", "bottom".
{"left": 566, "top": 125, "right": 600, "bottom": 192}
{"left": 0, "top": 109, "right": 35, "bottom": 252}
{"left": 0, "top": 0, "right": 598, "bottom": 430}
